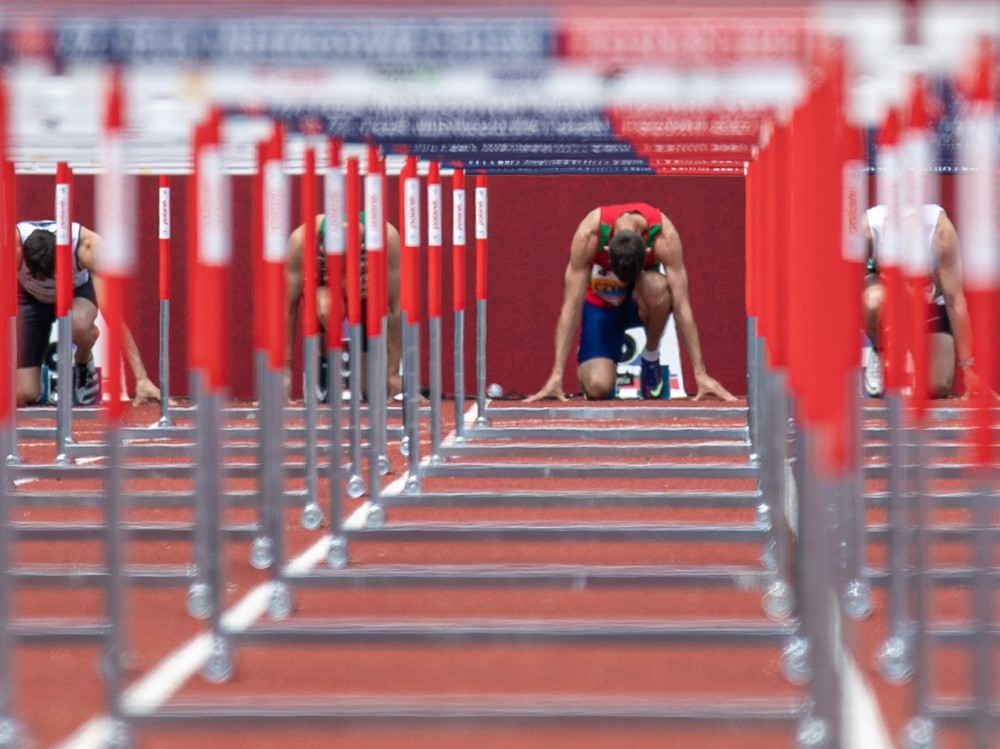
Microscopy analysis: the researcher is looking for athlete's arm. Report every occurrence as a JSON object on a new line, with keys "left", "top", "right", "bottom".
{"left": 81, "top": 227, "right": 161, "bottom": 403}
{"left": 936, "top": 212, "right": 989, "bottom": 399}
{"left": 526, "top": 209, "right": 599, "bottom": 402}
{"left": 284, "top": 222, "right": 306, "bottom": 400}
{"left": 656, "top": 215, "right": 734, "bottom": 401}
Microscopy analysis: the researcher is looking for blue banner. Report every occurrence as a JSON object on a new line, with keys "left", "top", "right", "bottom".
{"left": 53, "top": 17, "right": 555, "bottom": 65}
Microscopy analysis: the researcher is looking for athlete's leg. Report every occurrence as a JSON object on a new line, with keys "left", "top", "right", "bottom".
{"left": 633, "top": 269, "right": 672, "bottom": 351}
{"left": 577, "top": 357, "right": 617, "bottom": 400}
{"left": 862, "top": 277, "right": 884, "bottom": 347}
{"left": 927, "top": 332, "right": 955, "bottom": 399}
{"left": 576, "top": 301, "right": 625, "bottom": 400}
{"left": 70, "top": 296, "right": 99, "bottom": 364}
{"left": 16, "top": 292, "right": 54, "bottom": 406}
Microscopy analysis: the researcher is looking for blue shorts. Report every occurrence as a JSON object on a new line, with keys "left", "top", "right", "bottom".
{"left": 578, "top": 297, "right": 643, "bottom": 364}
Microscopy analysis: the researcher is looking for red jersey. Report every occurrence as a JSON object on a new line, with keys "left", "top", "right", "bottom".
{"left": 585, "top": 203, "right": 663, "bottom": 308}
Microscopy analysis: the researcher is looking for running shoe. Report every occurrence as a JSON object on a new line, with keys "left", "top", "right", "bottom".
{"left": 863, "top": 348, "right": 884, "bottom": 398}
{"left": 639, "top": 357, "right": 664, "bottom": 400}
{"left": 73, "top": 357, "right": 100, "bottom": 405}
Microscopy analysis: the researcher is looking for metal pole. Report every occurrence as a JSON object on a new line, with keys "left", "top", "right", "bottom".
{"left": 0, "top": 426, "right": 19, "bottom": 748}
{"left": 325, "top": 347, "right": 347, "bottom": 567}
{"left": 301, "top": 334, "right": 321, "bottom": 529}
{"left": 156, "top": 298, "right": 171, "bottom": 427}
{"left": 403, "top": 313, "right": 421, "bottom": 493}
{"left": 345, "top": 325, "right": 365, "bottom": 498}
{"left": 54, "top": 314, "right": 73, "bottom": 464}
{"left": 5, "top": 318, "right": 17, "bottom": 465}
{"left": 102, "top": 419, "right": 129, "bottom": 746}
{"left": 453, "top": 309, "right": 465, "bottom": 442}
{"left": 475, "top": 300, "right": 488, "bottom": 427}
{"left": 428, "top": 317, "right": 443, "bottom": 462}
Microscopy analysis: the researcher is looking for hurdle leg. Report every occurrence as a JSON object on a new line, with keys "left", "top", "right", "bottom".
{"left": 876, "top": 392, "right": 915, "bottom": 682}
{"left": 325, "top": 347, "right": 347, "bottom": 567}
{"left": 101, "top": 419, "right": 132, "bottom": 748}
{"left": 474, "top": 299, "right": 488, "bottom": 427}
{"left": 760, "top": 364, "right": 794, "bottom": 621}
{"left": 345, "top": 325, "right": 365, "bottom": 498}
{"left": 840, "top": 371, "right": 871, "bottom": 620}
{"left": 0, "top": 428, "right": 19, "bottom": 749}
{"left": 403, "top": 314, "right": 421, "bottom": 494}
{"left": 300, "top": 333, "right": 323, "bottom": 530}
{"left": 376, "top": 316, "right": 389, "bottom": 477}
{"left": 264, "top": 366, "right": 291, "bottom": 619}
{"left": 428, "top": 316, "right": 443, "bottom": 463}
{"left": 4, "top": 317, "right": 16, "bottom": 466}
{"left": 365, "top": 325, "right": 385, "bottom": 527}
{"left": 155, "top": 297, "right": 172, "bottom": 427}
{"left": 794, "top": 428, "right": 844, "bottom": 748}
{"left": 200, "top": 385, "right": 234, "bottom": 684}
{"left": 453, "top": 308, "right": 465, "bottom": 443}
{"left": 54, "top": 314, "right": 74, "bottom": 464}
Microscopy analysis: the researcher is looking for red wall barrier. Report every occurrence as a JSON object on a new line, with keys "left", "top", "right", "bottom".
{"left": 17, "top": 172, "right": 753, "bottom": 399}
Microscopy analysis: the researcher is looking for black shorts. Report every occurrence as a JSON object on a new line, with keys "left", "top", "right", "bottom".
{"left": 17, "top": 277, "right": 98, "bottom": 368}
{"left": 927, "top": 302, "right": 952, "bottom": 336}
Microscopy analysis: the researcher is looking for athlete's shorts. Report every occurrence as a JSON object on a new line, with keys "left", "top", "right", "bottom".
{"left": 578, "top": 297, "right": 643, "bottom": 364}
{"left": 17, "top": 278, "right": 98, "bottom": 368}
{"left": 927, "top": 302, "right": 952, "bottom": 336}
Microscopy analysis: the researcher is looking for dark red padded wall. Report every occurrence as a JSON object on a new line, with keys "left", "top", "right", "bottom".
{"left": 15, "top": 172, "right": 747, "bottom": 399}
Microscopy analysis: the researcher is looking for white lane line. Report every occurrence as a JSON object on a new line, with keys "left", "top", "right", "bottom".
{"left": 56, "top": 497, "right": 373, "bottom": 749}
{"left": 54, "top": 404, "right": 483, "bottom": 749}
{"left": 844, "top": 654, "right": 894, "bottom": 749}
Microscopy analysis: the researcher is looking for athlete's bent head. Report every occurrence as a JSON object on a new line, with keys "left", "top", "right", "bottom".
{"left": 608, "top": 229, "right": 646, "bottom": 285}
{"left": 22, "top": 230, "right": 57, "bottom": 280}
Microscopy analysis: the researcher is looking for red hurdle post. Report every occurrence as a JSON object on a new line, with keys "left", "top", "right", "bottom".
{"left": 53, "top": 160, "right": 73, "bottom": 463}
{"left": 95, "top": 65, "right": 135, "bottom": 738}
{"left": 185, "top": 109, "right": 235, "bottom": 665}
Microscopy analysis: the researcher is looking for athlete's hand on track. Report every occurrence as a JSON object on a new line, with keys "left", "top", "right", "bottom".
{"left": 960, "top": 367, "right": 1000, "bottom": 401}
{"left": 693, "top": 372, "right": 737, "bottom": 402}
{"left": 132, "top": 376, "right": 161, "bottom": 406}
{"left": 525, "top": 373, "right": 567, "bottom": 402}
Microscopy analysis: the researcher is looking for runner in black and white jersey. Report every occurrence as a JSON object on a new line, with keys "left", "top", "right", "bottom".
{"left": 15, "top": 220, "right": 161, "bottom": 406}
